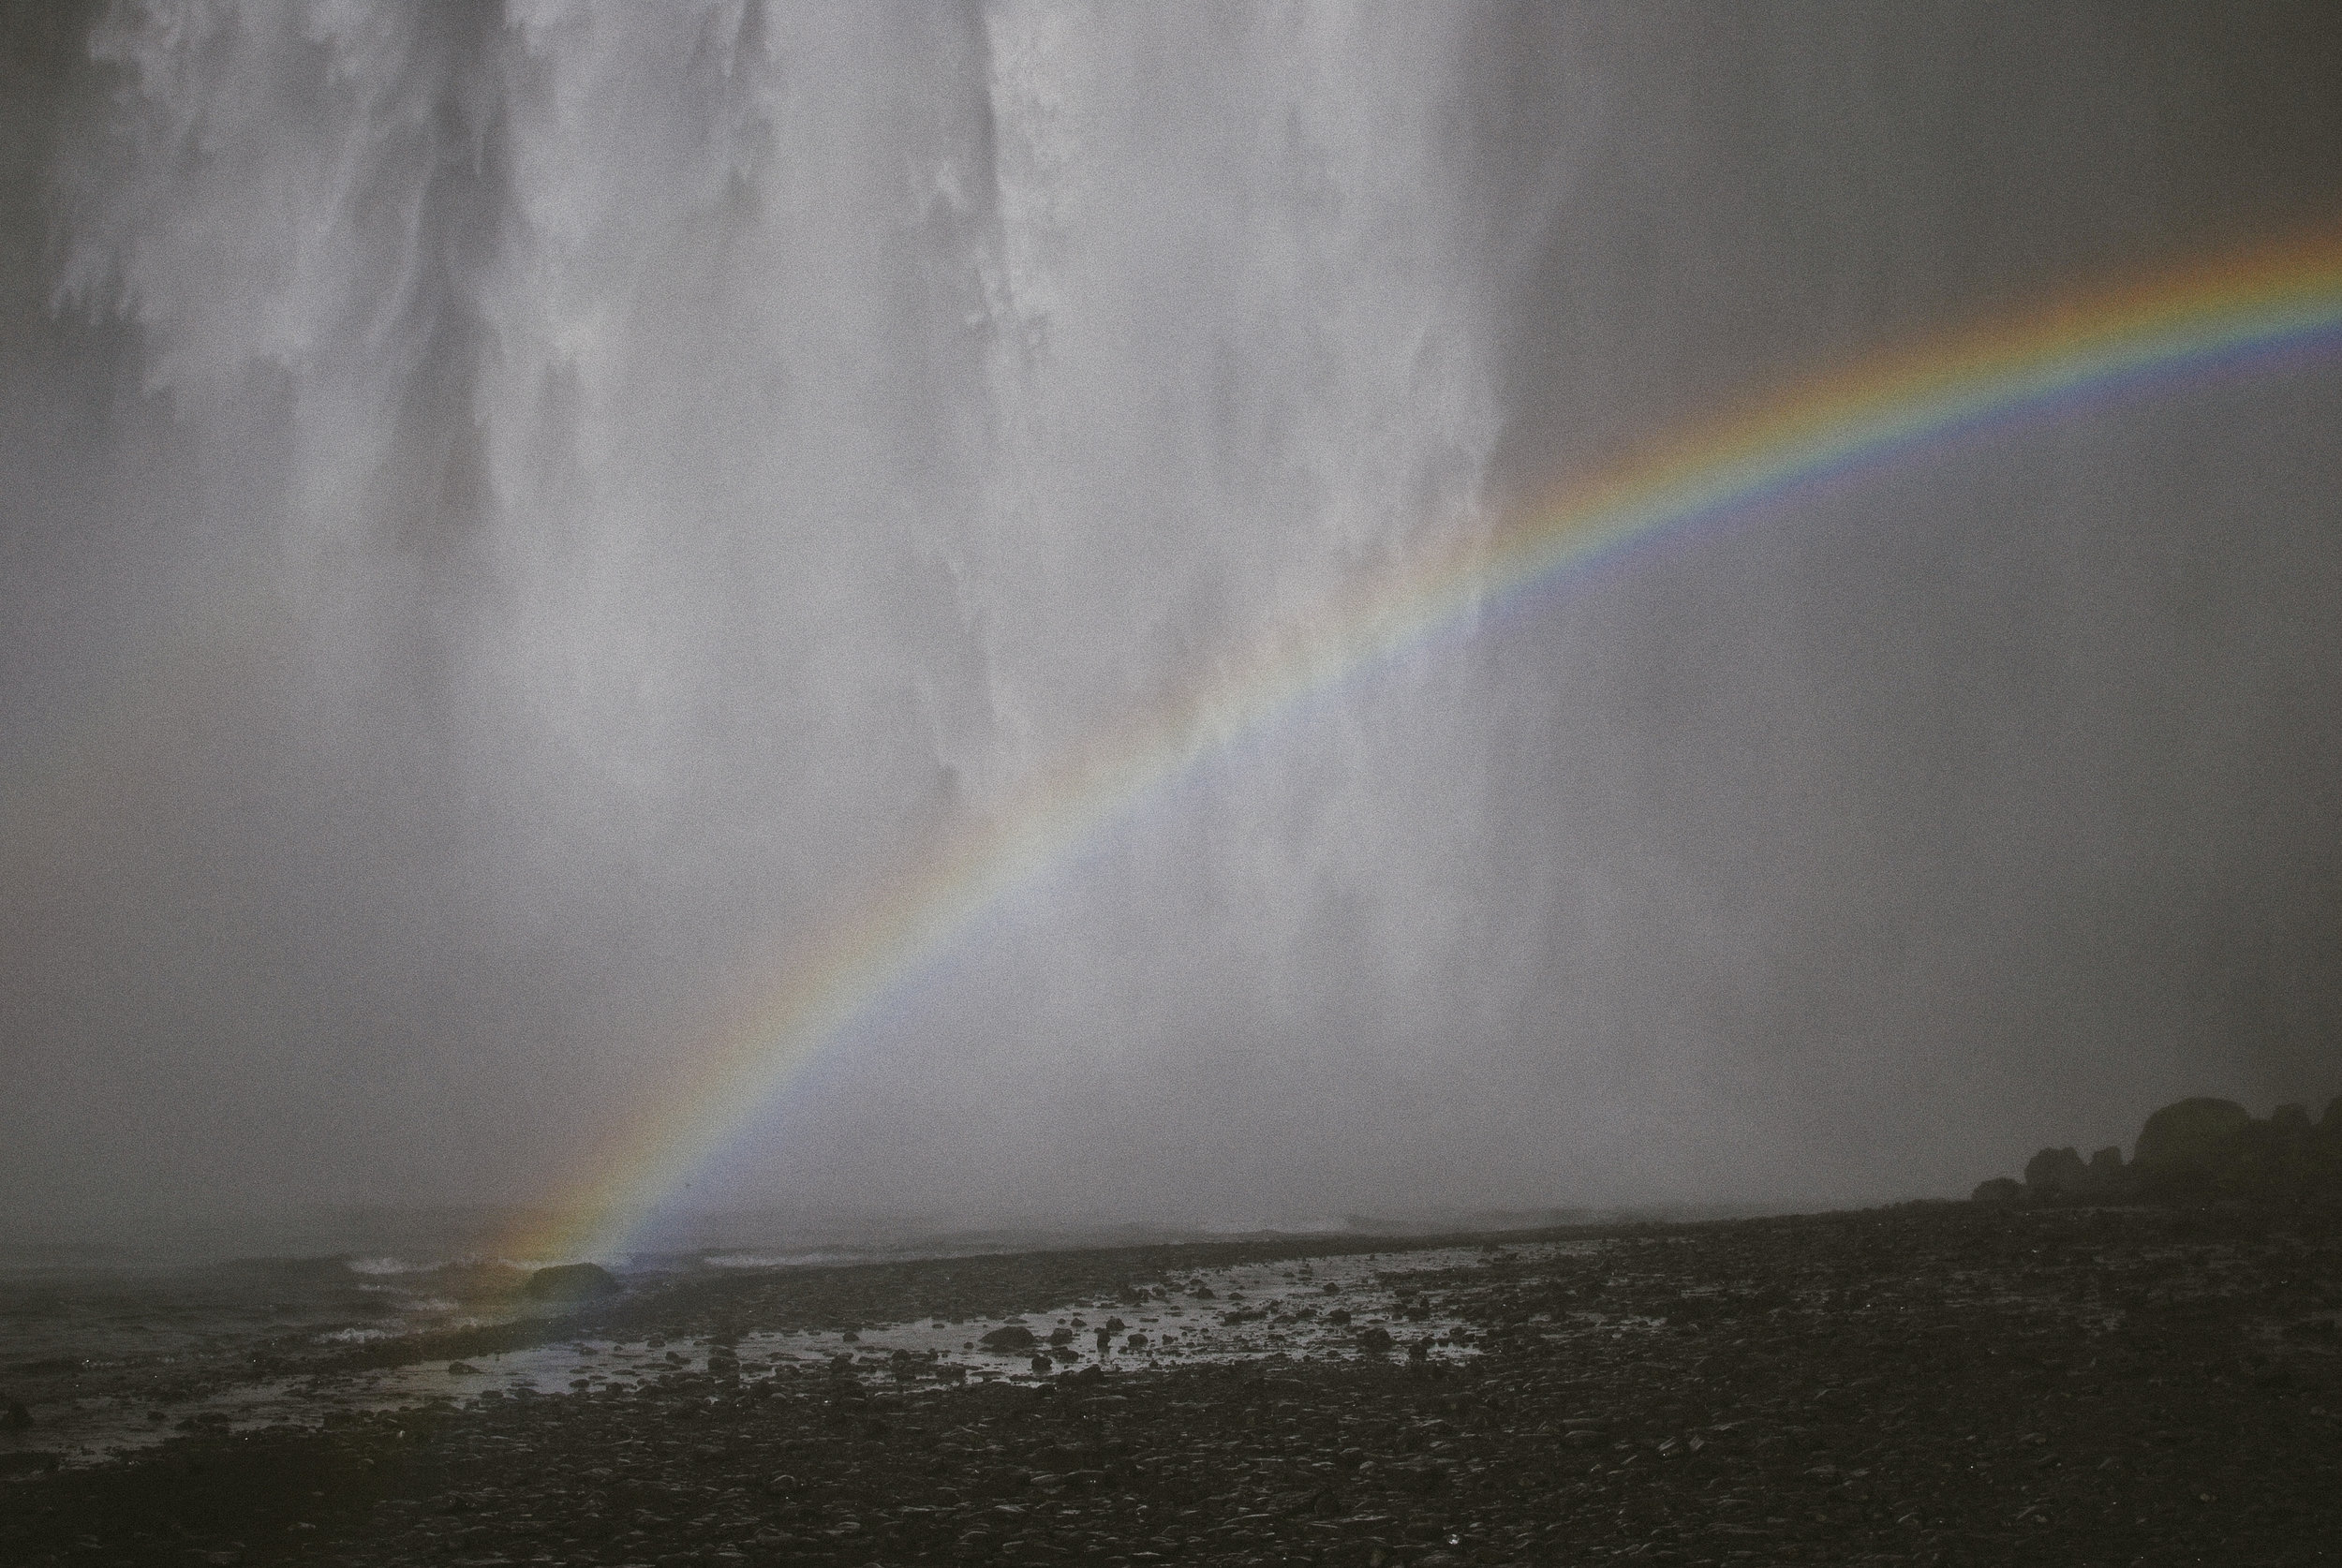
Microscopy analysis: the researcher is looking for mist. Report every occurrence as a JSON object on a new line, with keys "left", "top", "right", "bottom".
{"left": 4, "top": 1, "right": 2339, "bottom": 1249}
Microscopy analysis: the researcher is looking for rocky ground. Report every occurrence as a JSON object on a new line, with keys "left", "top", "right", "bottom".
{"left": 5, "top": 1201, "right": 2341, "bottom": 1566}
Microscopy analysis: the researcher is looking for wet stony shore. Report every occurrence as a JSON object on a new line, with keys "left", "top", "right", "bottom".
{"left": 6, "top": 1202, "right": 2340, "bottom": 1566}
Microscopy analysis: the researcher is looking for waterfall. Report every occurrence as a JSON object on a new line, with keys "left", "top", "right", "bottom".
{"left": 7, "top": 3, "right": 2339, "bottom": 1232}
{"left": 16, "top": 2, "right": 1525, "bottom": 1219}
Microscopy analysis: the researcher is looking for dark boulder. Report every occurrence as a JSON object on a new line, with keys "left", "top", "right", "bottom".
{"left": 2084, "top": 1146, "right": 2127, "bottom": 1189}
{"left": 2024, "top": 1146, "right": 2088, "bottom": 1197}
{"left": 2209, "top": 1117, "right": 2304, "bottom": 1191}
{"left": 980, "top": 1324, "right": 1037, "bottom": 1351}
{"left": 1970, "top": 1176, "right": 2024, "bottom": 1206}
{"left": 2132, "top": 1098, "right": 2252, "bottom": 1172}
{"left": 523, "top": 1262, "right": 623, "bottom": 1302}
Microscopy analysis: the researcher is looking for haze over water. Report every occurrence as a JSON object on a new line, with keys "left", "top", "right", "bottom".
{"left": 4, "top": 3, "right": 2341, "bottom": 1256}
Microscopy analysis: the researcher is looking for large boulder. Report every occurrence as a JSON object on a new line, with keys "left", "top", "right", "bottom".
{"left": 2083, "top": 1146, "right": 2128, "bottom": 1192}
{"left": 2132, "top": 1098, "right": 2253, "bottom": 1173}
{"left": 2023, "top": 1146, "right": 2088, "bottom": 1197}
{"left": 523, "top": 1262, "right": 622, "bottom": 1302}
{"left": 2314, "top": 1098, "right": 2342, "bottom": 1185}
{"left": 1970, "top": 1176, "right": 2023, "bottom": 1206}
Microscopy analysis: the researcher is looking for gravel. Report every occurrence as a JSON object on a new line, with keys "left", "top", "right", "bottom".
{"left": 5, "top": 1200, "right": 2339, "bottom": 1565}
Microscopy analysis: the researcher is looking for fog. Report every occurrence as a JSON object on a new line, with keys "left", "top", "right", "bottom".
{"left": 4, "top": 2, "right": 2339, "bottom": 1249}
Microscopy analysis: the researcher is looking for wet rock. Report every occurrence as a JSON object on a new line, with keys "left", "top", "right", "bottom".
{"left": 1971, "top": 1177, "right": 2024, "bottom": 1206}
{"left": 1356, "top": 1325, "right": 1394, "bottom": 1353}
{"left": 1047, "top": 1326, "right": 1074, "bottom": 1346}
{"left": 2, "top": 1399, "right": 32, "bottom": 1429}
{"left": 980, "top": 1325, "right": 1037, "bottom": 1352}
{"left": 522, "top": 1263, "right": 622, "bottom": 1302}
{"left": 445, "top": 1363, "right": 481, "bottom": 1376}
{"left": 22, "top": 1200, "right": 2342, "bottom": 1568}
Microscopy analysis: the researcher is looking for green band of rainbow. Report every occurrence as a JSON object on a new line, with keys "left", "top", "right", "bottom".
{"left": 509, "top": 224, "right": 2342, "bottom": 1263}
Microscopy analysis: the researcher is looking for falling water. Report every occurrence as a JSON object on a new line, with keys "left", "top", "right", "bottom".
{"left": 6, "top": 3, "right": 2340, "bottom": 1242}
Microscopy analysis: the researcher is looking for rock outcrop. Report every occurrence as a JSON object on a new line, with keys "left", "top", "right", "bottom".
{"left": 2085, "top": 1146, "right": 2126, "bottom": 1188}
{"left": 1976, "top": 1092, "right": 2342, "bottom": 1206}
{"left": 2023, "top": 1146, "right": 2088, "bottom": 1197}
{"left": 2132, "top": 1098, "right": 2254, "bottom": 1174}
{"left": 522, "top": 1263, "right": 623, "bottom": 1302}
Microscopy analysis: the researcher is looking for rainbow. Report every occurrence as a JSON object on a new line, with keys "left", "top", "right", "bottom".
{"left": 511, "top": 223, "right": 2342, "bottom": 1263}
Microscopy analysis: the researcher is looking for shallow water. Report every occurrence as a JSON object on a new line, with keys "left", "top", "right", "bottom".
{"left": 3, "top": 1243, "right": 1592, "bottom": 1468}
